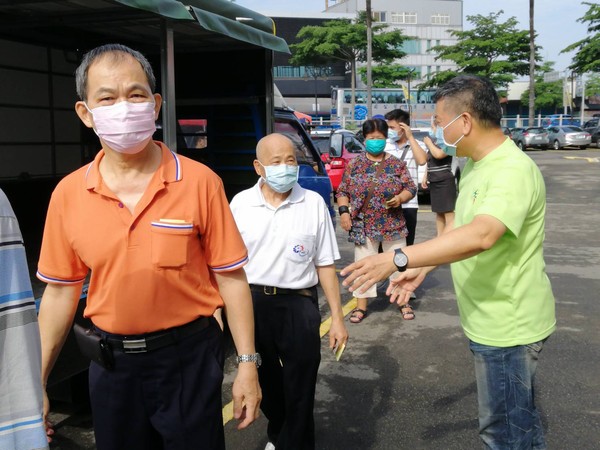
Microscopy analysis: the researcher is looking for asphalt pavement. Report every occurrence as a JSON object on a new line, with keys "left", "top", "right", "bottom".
{"left": 47, "top": 148, "right": 600, "bottom": 450}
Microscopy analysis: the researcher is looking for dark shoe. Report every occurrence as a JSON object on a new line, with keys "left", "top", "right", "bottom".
{"left": 400, "top": 303, "right": 415, "bottom": 320}
{"left": 349, "top": 308, "right": 367, "bottom": 323}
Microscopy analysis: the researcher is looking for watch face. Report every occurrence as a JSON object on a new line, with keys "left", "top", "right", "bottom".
{"left": 394, "top": 249, "right": 408, "bottom": 268}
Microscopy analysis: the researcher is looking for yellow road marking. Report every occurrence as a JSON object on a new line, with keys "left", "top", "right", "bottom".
{"left": 222, "top": 297, "right": 358, "bottom": 426}
{"left": 564, "top": 156, "right": 599, "bottom": 163}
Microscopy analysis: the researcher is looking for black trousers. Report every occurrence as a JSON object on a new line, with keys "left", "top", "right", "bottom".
{"left": 89, "top": 318, "right": 225, "bottom": 450}
{"left": 403, "top": 207, "right": 418, "bottom": 246}
{"left": 252, "top": 290, "right": 322, "bottom": 450}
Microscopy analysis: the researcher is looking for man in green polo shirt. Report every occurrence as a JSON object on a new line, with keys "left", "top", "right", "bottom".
{"left": 341, "top": 75, "right": 556, "bottom": 449}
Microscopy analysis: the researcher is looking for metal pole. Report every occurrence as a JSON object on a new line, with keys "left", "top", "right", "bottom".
{"left": 580, "top": 73, "right": 586, "bottom": 125}
{"left": 366, "top": 0, "right": 373, "bottom": 118}
{"left": 314, "top": 72, "right": 318, "bottom": 115}
{"left": 160, "top": 19, "right": 177, "bottom": 152}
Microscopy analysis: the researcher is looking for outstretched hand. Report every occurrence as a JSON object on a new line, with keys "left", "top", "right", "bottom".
{"left": 386, "top": 268, "right": 428, "bottom": 305}
{"left": 340, "top": 252, "right": 396, "bottom": 294}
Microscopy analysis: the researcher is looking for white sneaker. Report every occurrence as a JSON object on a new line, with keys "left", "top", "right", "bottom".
{"left": 265, "top": 442, "right": 276, "bottom": 450}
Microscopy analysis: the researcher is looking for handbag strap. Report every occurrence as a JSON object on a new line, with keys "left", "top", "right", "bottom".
{"left": 356, "top": 157, "right": 386, "bottom": 216}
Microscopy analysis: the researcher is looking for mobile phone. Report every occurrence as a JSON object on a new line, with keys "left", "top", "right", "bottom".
{"left": 334, "top": 342, "right": 346, "bottom": 361}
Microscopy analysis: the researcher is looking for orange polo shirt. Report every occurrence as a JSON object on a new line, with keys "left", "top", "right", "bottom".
{"left": 37, "top": 142, "right": 248, "bottom": 334}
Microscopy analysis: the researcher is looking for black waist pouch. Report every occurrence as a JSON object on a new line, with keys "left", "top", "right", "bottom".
{"left": 73, "top": 323, "right": 114, "bottom": 370}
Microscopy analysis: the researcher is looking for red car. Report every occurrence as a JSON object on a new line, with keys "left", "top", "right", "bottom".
{"left": 318, "top": 130, "right": 365, "bottom": 191}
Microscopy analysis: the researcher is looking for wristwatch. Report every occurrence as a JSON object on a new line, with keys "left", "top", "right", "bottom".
{"left": 236, "top": 353, "right": 262, "bottom": 368}
{"left": 393, "top": 248, "right": 409, "bottom": 272}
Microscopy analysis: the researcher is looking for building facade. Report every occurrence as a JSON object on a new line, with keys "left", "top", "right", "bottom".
{"left": 266, "top": 1, "right": 462, "bottom": 116}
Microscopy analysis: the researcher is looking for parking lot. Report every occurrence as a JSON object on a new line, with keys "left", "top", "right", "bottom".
{"left": 46, "top": 147, "right": 600, "bottom": 449}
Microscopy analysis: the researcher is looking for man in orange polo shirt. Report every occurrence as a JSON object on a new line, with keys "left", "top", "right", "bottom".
{"left": 36, "top": 44, "right": 261, "bottom": 450}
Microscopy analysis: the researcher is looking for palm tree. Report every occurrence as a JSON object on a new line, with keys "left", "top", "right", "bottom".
{"left": 528, "top": 0, "right": 536, "bottom": 125}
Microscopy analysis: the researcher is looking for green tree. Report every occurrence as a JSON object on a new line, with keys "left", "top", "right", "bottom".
{"left": 585, "top": 73, "right": 600, "bottom": 97}
{"left": 421, "top": 11, "right": 539, "bottom": 91}
{"left": 520, "top": 62, "right": 564, "bottom": 113}
{"left": 357, "top": 64, "right": 414, "bottom": 88}
{"left": 562, "top": 2, "right": 600, "bottom": 73}
{"left": 289, "top": 15, "right": 409, "bottom": 119}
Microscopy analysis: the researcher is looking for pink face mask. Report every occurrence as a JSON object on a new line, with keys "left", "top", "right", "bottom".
{"left": 85, "top": 101, "right": 157, "bottom": 154}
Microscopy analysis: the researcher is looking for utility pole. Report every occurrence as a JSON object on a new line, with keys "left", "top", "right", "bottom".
{"left": 528, "top": 0, "right": 535, "bottom": 127}
{"left": 366, "top": 0, "right": 373, "bottom": 119}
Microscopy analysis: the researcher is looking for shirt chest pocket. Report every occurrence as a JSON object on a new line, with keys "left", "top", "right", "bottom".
{"left": 285, "top": 233, "right": 315, "bottom": 264}
{"left": 150, "top": 222, "right": 195, "bottom": 269}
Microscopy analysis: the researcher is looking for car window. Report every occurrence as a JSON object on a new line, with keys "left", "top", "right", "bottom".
{"left": 274, "top": 120, "right": 322, "bottom": 173}
{"left": 330, "top": 133, "right": 343, "bottom": 157}
{"left": 345, "top": 135, "right": 365, "bottom": 153}
{"left": 527, "top": 128, "right": 545, "bottom": 134}
{"left": 564, "top": 126, "right": 582, "bottom": 132}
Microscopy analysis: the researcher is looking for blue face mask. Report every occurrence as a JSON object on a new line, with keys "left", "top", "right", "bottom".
{"left": 387, "top": 129, "right": 399, "bottom": 142}
{"left": 431, "top": 114, "right": 464, "bottom": 156}
{"left": 260, "top": 163, "right": 299, "bottom": 193}
{"left": 365, "top": 139, "right": 386, "bottom": 155}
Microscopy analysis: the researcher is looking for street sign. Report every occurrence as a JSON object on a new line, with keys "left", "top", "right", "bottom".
{"left": 543, "top": 71, "right": 561, "bottom": 82}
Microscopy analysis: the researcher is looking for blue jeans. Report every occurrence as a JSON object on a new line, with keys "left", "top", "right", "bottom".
{"left": 469, "top": 340, "right": 547, "bottom": 450}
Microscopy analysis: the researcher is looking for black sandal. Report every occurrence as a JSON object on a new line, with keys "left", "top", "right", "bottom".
{"left": 400, "top": 303, "right": 415, "bottom": 320}
{"left": 349, "top": 308, "right": 367, "bottom": 323}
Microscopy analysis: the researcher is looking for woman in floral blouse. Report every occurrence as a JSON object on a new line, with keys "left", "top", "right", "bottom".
{"left": 337, "top": 118, "right": 417, "bottom": 323}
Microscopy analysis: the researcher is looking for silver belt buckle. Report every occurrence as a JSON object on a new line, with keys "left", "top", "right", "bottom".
{"left": 122, "top": 338, "right": 147, "bottom": 353}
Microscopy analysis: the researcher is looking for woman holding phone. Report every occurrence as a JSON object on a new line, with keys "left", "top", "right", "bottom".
{"left": 336, "top": 118, "right": 417, "bottom": 323}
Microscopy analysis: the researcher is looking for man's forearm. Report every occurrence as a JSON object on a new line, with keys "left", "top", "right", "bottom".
{"left": 215, "top": 269, "right": 256, "bottom": 355}
{"left": 38, "top": 283, "right": 82, "bottom": 385}
{"left": 316, "top": 264, "right": 345, "bottom": 320}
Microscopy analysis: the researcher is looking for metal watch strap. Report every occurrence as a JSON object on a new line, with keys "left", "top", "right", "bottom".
{"left": 236, "top": 353, "right": 262, "bottom": 368}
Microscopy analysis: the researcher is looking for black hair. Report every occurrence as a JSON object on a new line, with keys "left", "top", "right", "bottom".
{"left": 75, "top": 43, "right": 155, "bottom": 101}
{"left": 432, "top": 75, "right": 502, "bottom": 128}
{"left": 384, "top": 108, "right": 409, "bottom": 125}
{"left": 362, "top": 118, "right": 388, "bottom": 137}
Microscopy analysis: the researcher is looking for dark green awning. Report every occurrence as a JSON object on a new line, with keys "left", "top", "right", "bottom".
{"left": 115, "top": 0, "right": 290, "bottom": 53}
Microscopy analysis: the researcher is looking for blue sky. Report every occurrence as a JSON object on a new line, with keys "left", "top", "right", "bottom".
{"left": 234, "top": 0, "right": 590, "bottom": 73}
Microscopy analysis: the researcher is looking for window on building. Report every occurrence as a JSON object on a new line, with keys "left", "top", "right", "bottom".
{"left": 431, "top": 14, "right": 450, "bottom": 25}
{"left": 372, "top": 11, "right": 387, "bottom": 22}
{"left": 390, "top": 12, "right": 417, "bottom": 24}
{"left": 401, "top": 39, "right": 421, "bottom": 55}
{"left": 426, "top": 39, "right": 432, "bottom": 51}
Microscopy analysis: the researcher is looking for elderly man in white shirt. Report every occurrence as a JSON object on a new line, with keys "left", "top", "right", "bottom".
{"left": 384, "top": 109, "right": 427, "bottom": 316}
{"left": 230, "top": 133, "right": 348, "bottom": 450}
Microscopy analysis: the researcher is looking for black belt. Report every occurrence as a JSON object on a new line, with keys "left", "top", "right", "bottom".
{"left": 103, "top": 316, "right": 211, "bottom": 354}
{"left": 250, "top": 284, "right": 315, "bottom": 299}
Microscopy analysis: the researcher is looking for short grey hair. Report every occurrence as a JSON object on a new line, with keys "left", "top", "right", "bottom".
{"left": 75, "top": 43, "right": 156, "bottom": 101}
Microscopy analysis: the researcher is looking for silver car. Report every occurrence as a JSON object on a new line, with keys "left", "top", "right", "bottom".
{"left": 546, "top": 126, "right": 592, "bottom": 150}
{"left": 511, "top": 127, "right": 549, "bottom": 150}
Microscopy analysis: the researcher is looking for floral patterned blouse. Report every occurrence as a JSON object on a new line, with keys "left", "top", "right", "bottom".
{"left": 336, "top": 153, "right": 417, "bottom": 243}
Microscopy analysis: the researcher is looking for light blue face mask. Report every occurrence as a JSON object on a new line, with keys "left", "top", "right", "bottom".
{"left": 387, "top": 129, "right": 399, "bottom": 142}
{"left": 260, "top": 163, "right": 299, "bottom": 193}
{"left": 433, "top": 114, "right": 465, "bottom": 156}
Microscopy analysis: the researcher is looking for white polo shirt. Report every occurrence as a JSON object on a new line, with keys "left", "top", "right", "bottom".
{"left": 385, "top": 139, "right": 424, "bottom": 209}
{"left": 230, "top": 180, "right": 340, "bottom": 289}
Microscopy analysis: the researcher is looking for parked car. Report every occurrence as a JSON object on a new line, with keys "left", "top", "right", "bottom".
{"left": 511, "top": 127, "right": 549, "bottom": 150}
{"left": 501, "top": 126, "right": 513, "bottom": 140}
{"left": 321, "top": 129, "right": 365, "bottom": 191}
{"left": 583, "top": 118, "right": 599, "bottom": 129}
{"left": 546, "top": 126, "right": 591, "bottom": 150}
{"left": 543, "top": 114, "right": 580, "bottom": 127}
{"left": 584, "top": 126, "right": 600, "bottom": 148}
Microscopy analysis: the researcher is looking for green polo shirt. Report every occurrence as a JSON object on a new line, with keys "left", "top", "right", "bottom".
{"left": 451, "top": 137, "right": 556, "bottom": 347}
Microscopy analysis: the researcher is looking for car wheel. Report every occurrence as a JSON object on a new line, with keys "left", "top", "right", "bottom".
{"left": 553, "top": 140, "right": 560, "bottom": 150}
{"left": 596, "top": 140, "right": 600, "bottom": 149}
{"left": 580, "top": 145, "right": 587, "bottom": 150}
{"left": 517, "top": 141, "right": 524, "bottom": 150}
